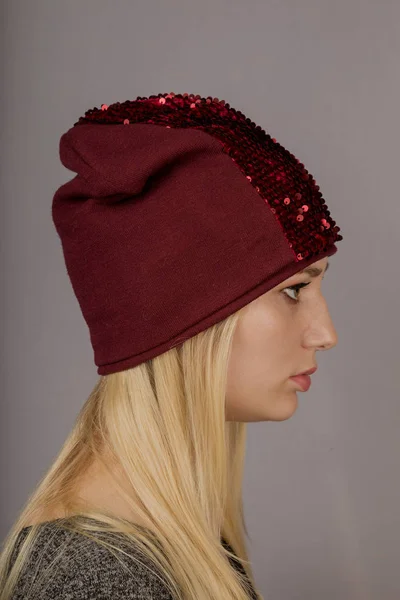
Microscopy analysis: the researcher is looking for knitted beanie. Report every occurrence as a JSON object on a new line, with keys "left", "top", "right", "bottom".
{"left": 52, "top": 92, "right": 342, "bottom": 375}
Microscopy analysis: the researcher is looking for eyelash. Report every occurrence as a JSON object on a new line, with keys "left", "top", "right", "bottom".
{"left": 282, "top": 282, "right": 311, "bottom": 303}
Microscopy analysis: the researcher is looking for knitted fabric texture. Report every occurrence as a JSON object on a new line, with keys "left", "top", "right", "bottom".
{"left": 52, "top": 93, "right": 343, "bottom": 375}
{"left": 9, "top": 518, "right": 258, "bottom": 599}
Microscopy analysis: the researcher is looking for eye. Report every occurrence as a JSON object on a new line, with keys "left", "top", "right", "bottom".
{"left": 282, "top": 282, "right": 311, "bottom": 303}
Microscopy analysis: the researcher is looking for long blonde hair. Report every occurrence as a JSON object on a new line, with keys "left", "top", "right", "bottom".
{"left": 0, "top": 308, "right": 263, "bottom": 599}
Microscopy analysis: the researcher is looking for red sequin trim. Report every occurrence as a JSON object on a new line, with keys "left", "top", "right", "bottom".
{"left": 76, "top": 93, "right": 342, "bottom": 261}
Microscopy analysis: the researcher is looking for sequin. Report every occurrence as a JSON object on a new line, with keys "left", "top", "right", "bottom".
{"left": 76, "top": 92, "right": 343, "bottom": 261}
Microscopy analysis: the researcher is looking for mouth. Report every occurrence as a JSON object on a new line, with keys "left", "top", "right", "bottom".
{"left": 294, "top": 366, "right": 317, "bottom": 376}
{"left": 289, "top": 374, "right": 312, "bottom": 391}
{"left": 289, "top": 366, "right": 317, "bottom": 392}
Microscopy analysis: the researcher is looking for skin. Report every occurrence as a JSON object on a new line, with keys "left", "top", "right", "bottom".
{"left": 32, "top": 257, "right": 336, "bottom": 526}
{"left": 225, "top": 257, "right": 337, "bottom": 422}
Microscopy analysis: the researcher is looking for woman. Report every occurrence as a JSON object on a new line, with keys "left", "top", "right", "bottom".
{"left": 0, "top": 92, "right": 342, "bottom": 599}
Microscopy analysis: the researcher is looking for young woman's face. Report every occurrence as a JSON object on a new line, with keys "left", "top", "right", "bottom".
{"left": 225, "top": 257, "right": 337, "bottom": 422}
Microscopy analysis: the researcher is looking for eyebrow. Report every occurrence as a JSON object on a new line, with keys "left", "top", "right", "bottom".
{"left": 297, "top": 261, "right": 330, "bottom": 278}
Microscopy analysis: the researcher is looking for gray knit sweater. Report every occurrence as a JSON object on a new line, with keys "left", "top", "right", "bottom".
{"left": 7, "top": 518, "right": 258, "bottom": 599}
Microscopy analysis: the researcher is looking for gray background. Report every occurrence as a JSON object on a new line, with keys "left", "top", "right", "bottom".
{"left": 1, "top": 1, "right": 399, "bottom": 598}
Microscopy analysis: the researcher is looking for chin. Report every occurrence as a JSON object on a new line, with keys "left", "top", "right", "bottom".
{"left": 265, "top": 392, "right": 299, "bottom": 422}
{"left": 225, "top": 390, "right": 299, "bottom": 422}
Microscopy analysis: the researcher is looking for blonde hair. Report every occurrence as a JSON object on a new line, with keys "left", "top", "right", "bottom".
{"left": 0, "top": 309, "right": 263, "bottom": 599}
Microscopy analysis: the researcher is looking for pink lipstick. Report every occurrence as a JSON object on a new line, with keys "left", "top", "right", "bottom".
{"left": 290, "top": 374, "right": 312, "bottom": 391}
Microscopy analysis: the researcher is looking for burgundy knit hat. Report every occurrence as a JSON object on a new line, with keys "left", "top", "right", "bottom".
{"left": 52, "top": 92, "right": 343, "bottom": 375}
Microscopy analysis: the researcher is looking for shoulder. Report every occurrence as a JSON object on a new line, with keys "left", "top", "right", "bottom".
{"left": 9, "top": 522, "right": 174, "bottom": 599}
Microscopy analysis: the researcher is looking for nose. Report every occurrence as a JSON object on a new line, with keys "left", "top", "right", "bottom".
{"left": 317, "top": 327, "right": 338, "bottom": 351}
{"left": 304, "top": 298, "right": 338, "bottom": 351}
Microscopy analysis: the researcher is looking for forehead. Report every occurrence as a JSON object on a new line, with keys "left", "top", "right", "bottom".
{"left": 297, "top": 257, "right": 329, "bottom": 276}
{"left": 281, "top": 257, "right": 330, "bottom": 284}
{"left": 310, "top": 257, "right": 329, "bottom": 270}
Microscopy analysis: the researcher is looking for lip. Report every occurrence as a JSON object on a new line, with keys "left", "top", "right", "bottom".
{"left": 290, "top": 374, "right": 312, "bottom": 392}
{"left": 295, "top": 366, "right": 317, "bottom": 376}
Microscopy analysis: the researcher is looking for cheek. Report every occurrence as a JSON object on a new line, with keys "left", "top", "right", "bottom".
{"left": 227, "top": 306, "right": 291, "bottom": 393}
